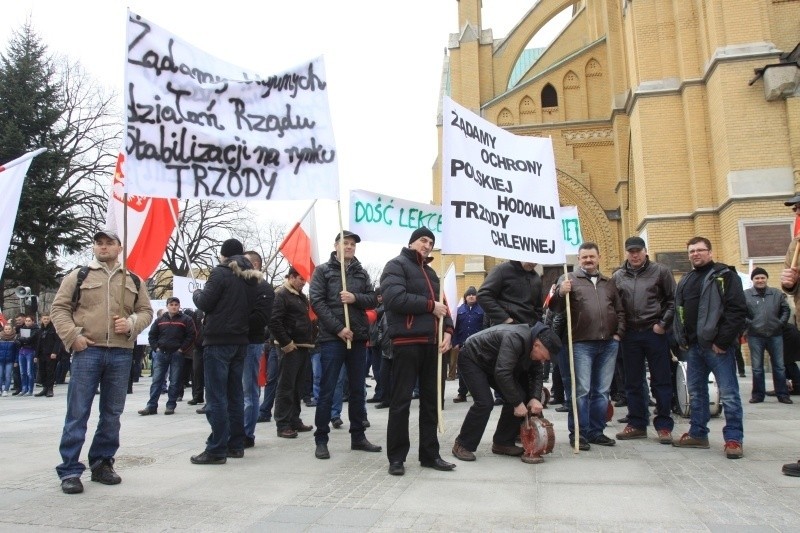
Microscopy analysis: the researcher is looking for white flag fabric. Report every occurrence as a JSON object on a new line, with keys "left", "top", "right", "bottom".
{"left": 0, "top": 148, "right": 46, "bottom": 282}
{"left": 442, "top": 96, "right": 564, "bottom": 264}
{"left": 124, "top": 11, "right": 339, "bottom": 202}
{"left": 560, "top": 206, "right": 583, "bottom": 255}
{"left": 442, "top": 263, "right": 458, "bottom": 329}
{"left": 349, "top": 190, "right": 442, "bottom": 245}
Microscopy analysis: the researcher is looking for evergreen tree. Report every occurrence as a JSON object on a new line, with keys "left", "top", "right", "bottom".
{"left": 0, "top": 22, "right": 118, "bottom": 300}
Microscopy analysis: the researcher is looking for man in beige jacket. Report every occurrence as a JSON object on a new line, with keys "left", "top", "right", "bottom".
{"left": 50, "top": 230, "right": 153, "bottom": 494}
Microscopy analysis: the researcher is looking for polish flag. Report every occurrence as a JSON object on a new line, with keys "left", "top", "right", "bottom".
{"left": 105, "top": 153, "right": 179, "bottom": 280}
{"left": 278, "top": 202, "right": 319, "bottom": 281}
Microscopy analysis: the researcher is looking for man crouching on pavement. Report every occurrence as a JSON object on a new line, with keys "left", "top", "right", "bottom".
{"left": 451, "top": 322, "right": 562, "bottom": 462}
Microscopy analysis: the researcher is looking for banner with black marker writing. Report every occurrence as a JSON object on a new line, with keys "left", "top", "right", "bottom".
{"left": 124, "top": 11, "right": 338, "bottom": 201}
{"left": 349, "top": 190, "right": 442, "bottom": 245}
{"left": 441, "top": 96, "right": 564, "bottom": 264}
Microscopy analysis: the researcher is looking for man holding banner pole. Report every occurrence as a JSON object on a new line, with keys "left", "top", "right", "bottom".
{"left": 309, "top": 231, "right": 381, "bottom": 460}
{"left": 381, "top": 228, "right": 454, "bottom": 476}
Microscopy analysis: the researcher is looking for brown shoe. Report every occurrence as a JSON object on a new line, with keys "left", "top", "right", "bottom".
{"left": 491, "top": 443, "right": 524, "bottom": 456}
{"left": 277, "top": 428, "right": 298, "bottom": 439}
{"left": 616, "top": 425, "right": 647, "bottom": 440}
{"left": 724, "top": 440, "right": 743, "bottom": 459}
{"left": 452, "top": 395, "right": 467, "bottom": 403}
{"left": 672, "top": 433, "right": 709, "bottom": 449}
{"left": 293, "top": 423, "right": 313, "bottom": 432}
{"left": 657, "top": 429, "right": 672, "bottom": 445}
{"left": 452, "top": 442, "right": 476, "bottom": 461}
{"left": 520, "top": 455, "right": 544, "bottom": 464}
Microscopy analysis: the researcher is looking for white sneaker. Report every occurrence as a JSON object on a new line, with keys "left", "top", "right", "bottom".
{"left": 1, "top": 391, "right": 6, "bottom": 397}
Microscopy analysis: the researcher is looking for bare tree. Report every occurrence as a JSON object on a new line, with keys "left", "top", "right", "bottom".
{"left": 236, "top": 219, "right": 289, "bottom": 286}
{"left": 150, "top": 200, "right": 253, "bottom": 298}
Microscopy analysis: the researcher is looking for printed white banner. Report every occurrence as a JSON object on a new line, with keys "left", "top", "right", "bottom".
{"left": 560, "top": 206, "right": 582, "bottom": 255}
{"left": 441, "top": 97, "right": 564, "bottom": 264}
{"left": 137, "top": 299, "right": 167, "bottom": 346}
{"left": 124, "top": 12, "right": 339, "bottom": 201}
{"left": 349, "top": 190, "right": 442, "bottom": 245}
{"left": 172, "top": 275, "right": 207, "bottom": 309}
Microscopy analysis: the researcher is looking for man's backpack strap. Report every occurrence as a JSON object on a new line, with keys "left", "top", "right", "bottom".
{"left": 70, "top": 266, "right": 141, "bottom": 311}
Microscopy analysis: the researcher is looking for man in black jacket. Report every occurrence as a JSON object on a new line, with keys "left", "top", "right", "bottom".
{"left": 309, "top": 230, "right": 381, "bottom": 460}
{"left": 270, "top": 267, "right": 315, "bottom": 439}
{"left": 140, "top": 297, "right": 196, "bottom": 416}
{"left": 478, "top": 261, "right": 543, "bottom": 326}
{"left": 380, "top": 228, "right": 454, "bottom": 476}
{"left": 451, "top": 323, "right": 561, "bottom": 463}
{"left": 242, "top": 251, "right": 275, "bottom": 448}
{"left": 34, "top": 314, "right": 63, "bottom": 397}
{"left": 190, "top": 239, "right": 260, "bottom": 465}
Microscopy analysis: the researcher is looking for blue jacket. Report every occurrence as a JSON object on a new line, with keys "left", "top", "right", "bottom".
{"left": 452, "top": 303, "right": 485, "bottom": 347}
{"left": 0, "top": 336, "right": 19, "bottom": 365}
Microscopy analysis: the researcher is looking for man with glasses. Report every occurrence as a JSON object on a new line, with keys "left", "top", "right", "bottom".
{"left": 673, "top": 237, "right": 746, "bottom": 459}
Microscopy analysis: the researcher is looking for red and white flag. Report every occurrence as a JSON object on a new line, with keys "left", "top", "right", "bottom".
{"left": 105, "top": 153, "right": 179, "bottom": 280}
{"left": 278, "top": 202, "right": 319, "bottom": 281}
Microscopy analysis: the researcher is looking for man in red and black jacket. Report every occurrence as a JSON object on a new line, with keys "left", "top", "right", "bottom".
{"left": 380, "top": 227, "right": 454, "bottom": 476}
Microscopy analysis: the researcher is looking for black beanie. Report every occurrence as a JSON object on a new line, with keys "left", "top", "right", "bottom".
{"left": 751, "top": 267, "right": 768, "bottom": 280}
{"left": 464, "top": 286, "right": 477, "bottom": 298}
{"left": 220, "top": 238, "right": 244, "bottom": 258}
{"left": 408, "top": 227, "right": 435, "bottom": 245}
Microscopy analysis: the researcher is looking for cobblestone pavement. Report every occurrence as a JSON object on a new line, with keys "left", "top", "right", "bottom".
{"left": 0, "top": 370, "right": 798, "bottom": 532}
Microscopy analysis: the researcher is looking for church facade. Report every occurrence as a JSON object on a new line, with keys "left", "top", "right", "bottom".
{"left": 434, "top": 0, "right": 800, "bottom": 293}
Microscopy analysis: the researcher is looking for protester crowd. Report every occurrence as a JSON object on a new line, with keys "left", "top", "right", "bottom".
{"left": 7, "top": 221, "right": 800, "bottom": 494}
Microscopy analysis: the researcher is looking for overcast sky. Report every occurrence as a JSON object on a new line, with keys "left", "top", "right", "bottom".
{"left": 1, "top": 1, "right": 568, "bottom": 270}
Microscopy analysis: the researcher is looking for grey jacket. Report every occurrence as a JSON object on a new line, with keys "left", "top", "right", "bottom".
{"left": 745, "top": 286, "right": 790, "bottom": 337}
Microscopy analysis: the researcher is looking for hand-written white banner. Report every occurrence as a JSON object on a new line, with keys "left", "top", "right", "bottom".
{"left": 442, "top": 97, "right": 564, "bottom": 264}
{"left": 124, "top": 11, "right": 339, "bottom": 201}
{"left": 349, "top": 190, "right": 442, "bottom": 245}
{"left": 561, "top": 206, "right": 582, "bottom": 255}
{"left": 172, "top": 275, "right": 206, "bottom": 309}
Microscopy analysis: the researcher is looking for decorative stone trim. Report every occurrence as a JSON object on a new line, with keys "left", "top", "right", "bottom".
{"left": 563, "top": 129, "right": 614, "bottom": 145}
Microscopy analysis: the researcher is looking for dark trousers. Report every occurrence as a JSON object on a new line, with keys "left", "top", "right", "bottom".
{"left": 274, "top": 347, "right": 310, "bottom": 430}
{"left": 455, "top": 353, "right": 520, "bottom": 451}
{"left": 40, "top": 356, "right": 58, "bottom": 391}
{"left": 192, "top": 348, "right": 205, "bottom": 402}
{"left": 367, "top": 347, "right": 383, "bottom": 401}
{"left": 378, "top": 356, "right": 392, "bottom": 402}
{"left": 387, "top": 344, "right": 440, "bottom": 464}
{"left": 622, "top": 329, "right": 674, "bottom": 432}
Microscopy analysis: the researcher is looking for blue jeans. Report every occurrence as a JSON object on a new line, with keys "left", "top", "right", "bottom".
{"left": 203, "top": 344, "right": 246, "bottom": 456}
{"left": 147, "top": 350, "right": 183, "bottom": 410}
{"left": 0, "top": 361, "right": 11, "bottom": 391}
{"left": 56, "top": 347, "right": 131, "bottom": 480}
{"left": 622, "top": 329, "right": 674, "bottom": 432}
{"left": 331, "top": 365, "right": 346, "bottom": 419}
{"left": 748, "top": 335, "right": 788, "bottom": 399}
{"left": 567, "top": 340, "right": 618, "bottom": 440}
{"left": 243, "top": 344, "right": 262, "bottom": 439}
{"left": 311, "top": 350, "right": 321, "bottom": 401}
{"left": 314, "top": 341, "right": 367, "bottom": 445}
{"left": 18, "top": 350, "right": 35, "bottom": 393}
{"left": 685, "top": 343, "right": 744, "bottom": 443}
{"left": 258, "top": 346, "right": 281, "bottom": 420}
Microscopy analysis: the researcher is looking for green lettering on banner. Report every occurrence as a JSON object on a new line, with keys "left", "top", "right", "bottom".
{"left": 354, "top": 197, "right": 394, "bottom": 227}
{"left": 562, "top": 217, "right": 582, "bottom": 246}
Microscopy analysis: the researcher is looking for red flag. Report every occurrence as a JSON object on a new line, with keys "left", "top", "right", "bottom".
{"left": 278, "top": 203, "right": 319, "bottom": 281}
{"left": 794, "top": 216, "right": 800, "bottom": 237}
{"left": 105, "top": 153, "right": 179, "bottom": 279}
{"left": 0, "top": 311, "right": 6, "bottom": 328}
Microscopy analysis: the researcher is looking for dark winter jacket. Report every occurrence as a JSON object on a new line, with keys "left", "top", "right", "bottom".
{"left": 452, "top": 303, "right": 485, "bottom": 347}
{"left": 612, "top": 257, "right": 676, "bottom": 331}
{"left": 550, "top": 269, "right": 625, "bottom": 342}
{"left": 674, "top": 261, "right": 747, "bottom": 351}
{"left": 17, "top": 324, "right": 39, "bottom": 355}
{"left": 0, "top": 334, "right": 18, "bottom": 365}
{"left": 460, "top": 323, "right": 544, "bottom": 407}
{"left": 269, "top": 280, "right": 315, "bottom": 349}
{"left": 309, "top": 252, "right": 376, "bottom": 343}
{"left": 193, "top": 255, "right": 261, "bottom": 346}
{"left": 744, "top": 286, "right": 790, "bottom": 338}
{"left": 147, "top": 310, "right": 196, "bottom": 354}
{"left": 248, "top": 279, "right": 275, "bottom": 344}
{"left": 35, "top": 322, "right": 63, "bottom": 360}
{"left": 380, "top": 246, "right": 454, "bottom": 346}
{"left": 478, "top": 261, "right": 543, "bottom": 326}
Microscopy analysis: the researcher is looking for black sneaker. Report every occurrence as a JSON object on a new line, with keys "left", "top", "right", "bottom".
{"left": 190, "top": 451, "right": 227, "bottom": 465}
{"left": 61, "top": 477, "right": 84, "bottom": 494}
{"left": 244, "top": 436, "right": 255, "bottom": 449}
{"left": 588, "top": 434, "right": 616, "bottom": 447}
{"left": 90, "top": 459, "right": 122, "bottom": 485}
{"left": 315, "top": 443, "right": 331, "bottom": 459}
{"left": 226, "top": 448, "right": 244, "bottom": 459}
{"left": 331, "top": 417, "right": 343, "bottom": 429}
{"left": 569, "top": 435, "right": 591, "bottom": 451}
